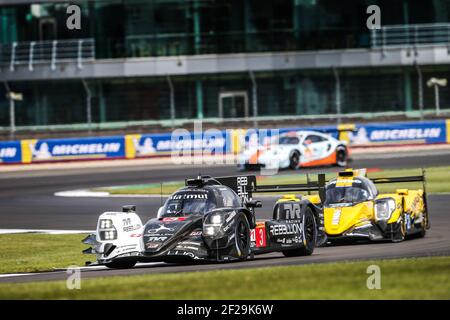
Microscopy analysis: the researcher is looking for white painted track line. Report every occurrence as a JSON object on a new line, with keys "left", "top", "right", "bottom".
{"left": 0, "top": 262, "right": 165, "bottom": 279}
{"left": 0, "top": 229, "right": 93, "bottom": 234}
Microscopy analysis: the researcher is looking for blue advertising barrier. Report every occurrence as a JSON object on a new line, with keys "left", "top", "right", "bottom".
{"left": 125, "top": 130, "right": 229, "bottom": 158}
{"left": 0, "top": 141, "right": 22, "bottom": 163}
{"left": 349, "top": 120, "right": 448, "bottom": 145}
{"left": 0, "top": 120, "right": 448, "bottom": 165}
{"left": 20, "top": 136, "right": 126, "bottom": 163}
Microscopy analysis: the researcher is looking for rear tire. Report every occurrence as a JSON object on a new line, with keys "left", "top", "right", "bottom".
{"left": 336, "top": 146, "right": 348, "bottom": 167}
{"left": 417, "top": 213, "right": 427, "bottom": 238}
{"left": 282, "top": 207, "right": 316, "bottom": 257}
{"left": 105, "top": 260, "right": 137, "bottom": 269}
{"left": 289, "top": 151, "right": 300, "bottom": 169}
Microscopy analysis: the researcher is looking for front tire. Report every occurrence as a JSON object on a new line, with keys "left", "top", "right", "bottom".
{"left": 391, "top": 213, "right": 406, "bottom": 243}
{"left": 336, "top": 146, "right": 348, "bottom": 167}
{"left": 289, "top": 151, "right": 300, "bottom": 169}
{"left": 282, "top": 207, "right": 317, "bottom": 257}
{"left": 234, "top": 213, "right": 251, "bottom": 260}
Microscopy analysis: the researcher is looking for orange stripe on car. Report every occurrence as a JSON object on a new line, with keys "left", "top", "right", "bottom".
{"left": 300, "top": 151, "right": 337, "bottom": 167}
{"left": 249, "top": 149, "right": 264, "bottom": 164}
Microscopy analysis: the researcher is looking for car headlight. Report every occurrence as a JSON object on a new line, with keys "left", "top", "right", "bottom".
{"left": 100, "top": 219, "right": 113, "bottom": 229}
{"left": 98, "top": 219, "right": 117, "bottom": 240}
{"left": 205, "top": 226, "right": 219, "bottom": 236}
{"left": 203, "top": 212, "right": 227, "bottom": 238}
{"left": 374, "top": 198, "right": 396, "bottom": 221}
{"left": 100, "top": 230, "right": 117, "bottom": 240}
{"left": 211, "top": 214, "right": 223, "bottom": 224}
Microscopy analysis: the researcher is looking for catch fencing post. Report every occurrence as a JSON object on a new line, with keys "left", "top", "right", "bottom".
{"left": 415, "top": 63, "right": 424, "bottom": 120}
{"left": 4, "top": 81, "right": 22, "bottom": 140}
{"left": 249, "top": 70, "right": 258, "bottom": 128}
{"left": 333, "top": 67, "right": 342, "bottom": 125}
{"left": 82, "top": 79, "right": 92, "bottom": 133}
{"left": 167, "top": 75, "right": 175, "bottom": 129}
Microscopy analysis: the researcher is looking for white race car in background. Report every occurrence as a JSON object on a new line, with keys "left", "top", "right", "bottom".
{"left": 237, "top": 130, "right": 349, "bottom": 171}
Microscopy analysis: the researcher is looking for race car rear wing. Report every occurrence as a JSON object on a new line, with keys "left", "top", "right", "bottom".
{"left": 216, "top": 169, "right": 427, "bottom": 207}
{"left": 369, "top": 168, "right": 427, "bottom": 193}
{"left": 215, "top": 174, "right": 327, "bottom": 204}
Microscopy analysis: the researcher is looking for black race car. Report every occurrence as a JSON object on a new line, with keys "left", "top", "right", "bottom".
{"left": 82, "top": 175, "right": 327, "bottom": 269}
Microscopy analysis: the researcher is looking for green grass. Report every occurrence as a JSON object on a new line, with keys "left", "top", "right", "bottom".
{"left": 94, "top": 166, "right": 450, "bottom": 195}
{"left": 1, "top": 256, "right": 449, "bottom": 299}
{"left": 0, "top": 234, "right": 88, "bottom": 274}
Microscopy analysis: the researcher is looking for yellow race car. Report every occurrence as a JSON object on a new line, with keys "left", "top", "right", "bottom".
{"left": 275, "top": 169, "right": 430, "bottom": 243}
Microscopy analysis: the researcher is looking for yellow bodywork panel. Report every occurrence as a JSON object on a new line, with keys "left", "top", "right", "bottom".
{"left": 324, "top": 201, "right": 374, "bottom": 235}
{"left": 375, "top": 189, "right": 424, "bottom": 223}
{"left": 276, "top": 194, "right": 301, "bottom": 203}
{"left": 303, "top": 195, "right": 321, "bottom": 205}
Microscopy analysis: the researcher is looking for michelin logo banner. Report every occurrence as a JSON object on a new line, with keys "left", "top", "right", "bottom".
{"left": 0, "top": 141, "right": 21, "bottom": 163}
{"left": 348, "top": 120, "right": 447, "bottom": 145}
{"left": 21, "top": 136, "right": 125, "bottom": 163}
{"left": 125, "top": 132, "right": 228, "bottom": 158}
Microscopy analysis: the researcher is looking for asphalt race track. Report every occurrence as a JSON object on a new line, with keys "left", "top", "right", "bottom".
{"left": 1, "top": 150, "right": 450, "bottom": 283}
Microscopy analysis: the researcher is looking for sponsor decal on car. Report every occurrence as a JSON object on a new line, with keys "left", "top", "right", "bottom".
{"left": 146, "top": 225, "right": 175, "bottom": 234}
{"left": 146, "top": 242, "right": 160, "bottom": 249}
{"left": 332, "top": 209, "right": 342, "bottom": 226}
{"left": 146, "top": 236, "right": 168, "bottom": 242}
{"left": 270, "top": 222, "right": 302, "bottom": 236}
{"left": 226, "top": 211, "right": 236, "bottom": 223}
{"left": 250, "top": 223, "right": 267, "bottom": 248}
{"left": 170, "top": 193, "right": 208, "bottom": 200}
{"left": 162, "top": 217, "right": 187, "bottom": 222}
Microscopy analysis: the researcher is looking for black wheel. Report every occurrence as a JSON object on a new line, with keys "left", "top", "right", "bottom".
{"left": 417, "top": 213, "right": 427, "bottom": 238}
{"left": 282, "top": 207, "right": 317, "bottom": 257}
{"left": 289, "top": 151, "right": 300, "bottom": 169}
{"left": 234, "top": 213, "right": 251, "bottom": 260}
{"left": 391, "top": 213, "right": 406, "bottom": 243}
{"left": 336, "top": 146, "right": 347, "bottom": 167}
{"left": 105, "top": 260, "right": 137, "bottom": 269}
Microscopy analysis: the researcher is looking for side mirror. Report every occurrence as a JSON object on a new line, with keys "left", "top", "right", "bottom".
{"left": 246, "top": 200, "right": 262, "bottom": 208}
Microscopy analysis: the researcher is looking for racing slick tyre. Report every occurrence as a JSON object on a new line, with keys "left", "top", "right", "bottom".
{"left": 336, "top": 146, "right": 348, "bottom": 167}
{"left": 416, "top": 214, "right": 427, "bottom": 238}
{"left": 289, "top": 151, "right": 300, "bottom": 169}
{"left": 282, "top": 207, "right": 316, "bottom": 257}
{"left": 391, "top": 212, "right": 407, "bottom": 243}
{"left": 234, "top": 212, "right": 251, "bottom": 260}
{"left": 105, "top": 260, "right": 137, "bottom": 269}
